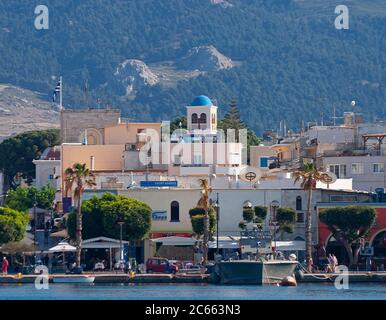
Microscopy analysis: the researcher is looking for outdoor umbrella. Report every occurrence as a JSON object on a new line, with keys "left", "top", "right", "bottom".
{"left": 49, "top": 242, "right": 76, "bottom": 266}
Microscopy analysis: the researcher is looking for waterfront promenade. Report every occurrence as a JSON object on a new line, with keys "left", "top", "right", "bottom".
{"left": 1, "top": 272, "right": 386, "bottom": 284}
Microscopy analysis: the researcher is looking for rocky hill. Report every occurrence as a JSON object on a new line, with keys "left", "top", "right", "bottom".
{"left": 0, "top": 0, "right": 385, "bottom": 134}
{"left": 0, "top": 85, "right": 59, "bottom": 141}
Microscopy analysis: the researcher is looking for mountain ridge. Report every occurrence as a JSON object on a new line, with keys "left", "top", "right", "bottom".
{"left": 0, "top": 0, "right": 385, "bottom": 134}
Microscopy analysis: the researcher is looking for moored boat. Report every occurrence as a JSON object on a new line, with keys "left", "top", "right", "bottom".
{"left": 214, "top": 259, "right": 298, "bottom": 285}
{"left": 53, "top": 275, "right": 95, "bottom": 284}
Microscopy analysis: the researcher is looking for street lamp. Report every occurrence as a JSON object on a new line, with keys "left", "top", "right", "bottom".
{"left": 213, "top": 193, "right": 220, "bottom": 256}
{"left": 118, "top": 221, "right": 125, "bottom": 261}
{"left": 270, "top": 200, "right": 280, "bottom": 257}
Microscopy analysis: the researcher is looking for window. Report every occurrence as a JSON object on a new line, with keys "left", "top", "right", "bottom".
{"left": 49, "top": 174, "right": 54, "bottom": 180}
{"left": 351, "top": 163, "right": 364, "bottom": 174}
{"left": 192, "top": 113, "right": 198, "bottom": 124}
{"left": 173, "top": 155, "right": 181, "bottom": 166}
{"left": 193, "top": 154, "right": 202, "bottom": 165}
{"left": 296, "top": 212, "right": 304, "bottom": 223}
{"left": 171, "top": 201, "right": 180, "bottom": 222}
{"left": 373, "top": 163, "right": 385, "bottom": 173}
{"left": 296, "top": 196, "right": 302, "bottom": 211}
{"left": 199, "top": 113, "right": 207, "bottom": 124}
{"left": 329, "top": 164, "right": 347, "bottom": 178}
{"left": 260, "top": 157, "right": 269, "bottom": 168}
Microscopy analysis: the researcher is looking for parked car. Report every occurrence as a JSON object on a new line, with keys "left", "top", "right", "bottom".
{"left": 145, "top": 258, "right": 179, "bottom": 274}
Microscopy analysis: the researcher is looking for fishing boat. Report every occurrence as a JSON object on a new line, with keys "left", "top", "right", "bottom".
{"left": 214, "top": 259, "right": 298, "bottom": 285}
{"left": 53, "top": 275, "right": 95, "bottom": 284}
{"left": 212, "top": 227, "right": 298, "bottom": 285}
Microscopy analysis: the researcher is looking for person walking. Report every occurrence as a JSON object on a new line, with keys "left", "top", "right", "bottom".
{"left": 327, "top": 254, "right": 333, "bottom": 273}
{"left": 2, "top": 257, "right": 9, "bottom": 275}
{"left": 332, "top": 254, "right": 338, "bottom": 272}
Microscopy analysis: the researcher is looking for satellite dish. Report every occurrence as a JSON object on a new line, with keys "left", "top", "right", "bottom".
{"left": 320, "top": 171, "right": 337, "bottom": 185}
{"left": 239, "top": 166, "right": 262, "bottom": 183}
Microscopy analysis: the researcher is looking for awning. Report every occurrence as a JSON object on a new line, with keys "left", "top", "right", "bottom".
{"left": 49, "top": 242, "right": 76, "bottom": 252}
{"left": 275, "top": 241, "right": 305, "bottom": 251}
{"left": 151, "top": 236, "right": 197, "bottom": 246}
{"left": 209, "top": 240, "right": 239, "bottom": 249}
{"left": 82, "top": 236, "right": 130, "bottom": 249}
{"left": 209, "top": 236, "right": 240, "bottom": 249}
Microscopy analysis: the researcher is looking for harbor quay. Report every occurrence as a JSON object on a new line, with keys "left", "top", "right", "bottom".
{"left": 1, "top": 271, "right": 386, "bottom": 284}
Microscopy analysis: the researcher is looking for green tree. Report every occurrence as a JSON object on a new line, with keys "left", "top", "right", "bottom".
{"left": 189, "top": 207, "right": 216, "bottom": 240}
{"left": 170, "top": 116, "right": 187, "bottom": 133}
{"left": 293, "top": 163, "right": 330, "bottom": 272}
{"left": 64, "top": 163, "right": 96, "bottom": 268}
{"left": 319, "top": 206, "right": 377, "bottom": 268}
{"left": 5, "top": 185, "right": 55, "bottom": 212}
{"left": 67, "top": 193, "right": 152, "bottom": 241}
{"left": 0, "top": 207, "right": 29, "bottom": 245}
{"left": 102, "top": 196, "right": 152, "bottom": 241}
{"left": 242, "top": 207, "right": 254, "bottom": 223}
{"left": 276, "top": 207, "right": 297, "bottom": 235}
{"left": 254, "top": 206, "right": 268, "bottom": 223}
{"left": 0, "top": 129, "right": 60, "bottom": 187}
{"left": 218, "top": 99, "right": 260, "bottom": 163}
{"left": 196, "top": 178, "right": 212, "bottom": 265}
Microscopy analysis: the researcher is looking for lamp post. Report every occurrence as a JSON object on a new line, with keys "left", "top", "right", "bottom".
{"left": 270, "top": 200, "right": 280, "bottom": 257}
{"left": 118, "top": 221, "right": 124, "bottom": 261}
{"left": 213, "top": 193, "right": 220, "bottom": 256}
{"left": 33, "top": 193, "right": 38, "bottom": 264}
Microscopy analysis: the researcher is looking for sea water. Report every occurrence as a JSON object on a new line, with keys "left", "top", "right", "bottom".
{"left": 0, "top": 283, "right": 385, "bottom": 300}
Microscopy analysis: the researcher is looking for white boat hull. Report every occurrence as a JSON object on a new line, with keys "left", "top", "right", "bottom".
{"left": 53, "top": 276, "right": 95, "bottom": 284}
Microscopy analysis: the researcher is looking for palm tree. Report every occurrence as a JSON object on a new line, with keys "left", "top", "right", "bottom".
{"left": 293, "top": 162, "right": 329, "bottom": 272}
{"left": 196, "top": 178, "right": 211, "bottom": 265}
{"left": 64, "top": 163, "right": 96, "bottom": 268}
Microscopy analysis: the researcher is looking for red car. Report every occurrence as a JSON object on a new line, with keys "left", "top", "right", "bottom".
{"left": 145, "top": 258, "right": 179, "bottom": 274}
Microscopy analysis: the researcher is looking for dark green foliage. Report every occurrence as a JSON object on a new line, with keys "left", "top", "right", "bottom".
{"left": 319, "top": 206, "right": 376, "bottom": 243}
{"left": 238, "top": 221, "right": 247, "bottom": 230}
{"left": 242, "top": 207, "right": 254, "bottom": 223}
{"left": 0, "top": 1, "right": 384, "bottom": 135}
{"left": 170, "top": 116, "right": 187, "bottom": 133}
{"left": 276, "top": 207, "right": 297, "bottom": 234}
{"left": 0, "top": 129, "right": 60, "bottom": 185}
{"left": 189, "top": 207, "right": 216, "bottom": 237}
{"left": 254, "top": 206, "right": 268, "bottom": 223}
{"left": 67, "top": 193, "right": 152, "bottom": 241}
{"left": 319, "top": 205, "right": 377, "bottom": 266}
{"left": 0, "top": 207, "right": 29, "bottom": 245}
{"left": 5, "top": 185, "right": 56, "bottom": 212}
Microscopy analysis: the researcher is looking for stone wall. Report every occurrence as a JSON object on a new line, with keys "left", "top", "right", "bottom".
{"left": 60, "top": 108, "right": 121, "bottom": 143}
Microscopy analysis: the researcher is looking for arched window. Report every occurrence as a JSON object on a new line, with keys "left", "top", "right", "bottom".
{"left": 199, "top": 113, "right": 207, "bottom": 124}
{"left": 171, "top": 201, "right": 180, "bottom": 222}
{"left": 192, "top": 113, "right": 198, "bottom": 124}
{"left": 296, "top": 196, "right": 302, "bottom": 211}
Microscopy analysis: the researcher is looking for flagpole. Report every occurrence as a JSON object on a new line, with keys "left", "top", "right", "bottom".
{"left": 59, "top": 76, "right": 63, "bottom": 110}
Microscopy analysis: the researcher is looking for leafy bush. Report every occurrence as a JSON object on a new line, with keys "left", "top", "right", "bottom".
{"left": 0, "top": 207, "right": 29, "bottom": 245}
{"left": 67, "top": 193, "right": 152, "bottom": 241}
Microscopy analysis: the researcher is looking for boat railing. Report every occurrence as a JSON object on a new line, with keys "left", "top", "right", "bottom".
{"left": 240, "top": 230, "right": 271, "bottom": 241}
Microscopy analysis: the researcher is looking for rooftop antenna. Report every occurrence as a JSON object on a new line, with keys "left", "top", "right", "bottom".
{"left": 332, "top": 106, "right": 343, "bottom": 126}
{"left": 83, "top": 79, "right": 90, "bottom": 108}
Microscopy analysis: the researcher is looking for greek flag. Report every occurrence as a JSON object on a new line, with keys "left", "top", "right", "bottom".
{"left": 52, "top": 79, "right": 61, "bottom": 102}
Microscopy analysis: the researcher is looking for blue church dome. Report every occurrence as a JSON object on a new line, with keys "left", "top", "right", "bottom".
{"left": 191, "top": 95, "right": 213, "bottom": 107}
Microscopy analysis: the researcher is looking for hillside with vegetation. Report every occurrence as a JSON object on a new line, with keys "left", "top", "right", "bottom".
{"left": 0, "top": 0, "right": 385, "bottom": 134}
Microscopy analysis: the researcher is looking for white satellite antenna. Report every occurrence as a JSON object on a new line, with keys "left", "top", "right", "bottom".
{"left": 320, "top": 171, "right": 337, "bottom": 189}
